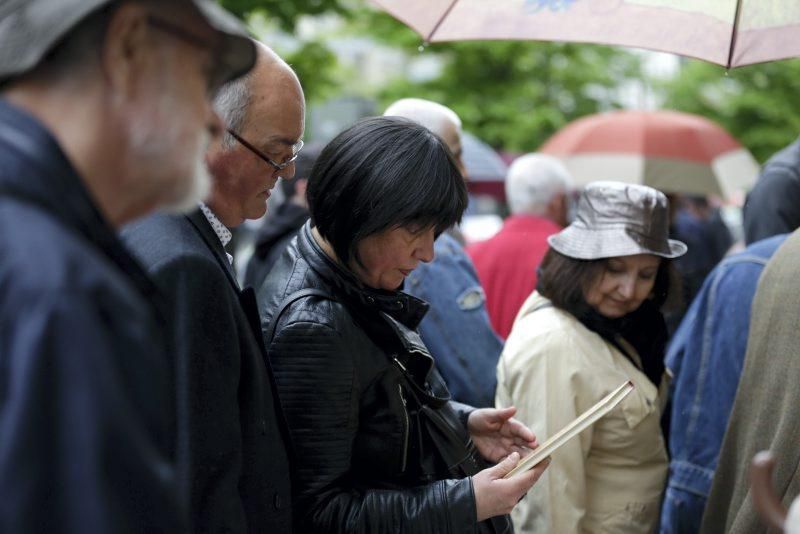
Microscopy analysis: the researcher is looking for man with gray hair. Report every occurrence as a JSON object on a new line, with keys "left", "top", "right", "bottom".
{"left": 123, "top": 41, "right": 304, "bottom": 532}
{"left": 0, "top": 1, "right": 254, "bottom": 532}
{"left": 384, "top": 97, "right": 503, "bottom": 408}
{"left": 468, "top": 154, "right": 572, "bottom": 339}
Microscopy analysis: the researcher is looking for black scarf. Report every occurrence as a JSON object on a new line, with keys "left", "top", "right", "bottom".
{"left": 576, "top": 299, "right": 667, "bottom": 387}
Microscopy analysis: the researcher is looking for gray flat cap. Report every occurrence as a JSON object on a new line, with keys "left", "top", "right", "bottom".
{"left": 548, "top": 181, "right": 687, "bottom": 260}
{"left": 0, "top": 0, "right": 255, "bottom": 84}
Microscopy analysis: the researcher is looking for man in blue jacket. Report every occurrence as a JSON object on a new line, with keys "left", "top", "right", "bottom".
{"left": 0, "top": 1, "right": 255, "bottom": 532}
{"left": 660, "top": 234, "right": 788, "bottom": 533}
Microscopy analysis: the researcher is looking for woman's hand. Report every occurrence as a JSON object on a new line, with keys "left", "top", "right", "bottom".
{"left": 472, "top": 452, "right": 550, "bottom": 521}
{"left": 468, "top": 406, "right": 538, "bottom": 463}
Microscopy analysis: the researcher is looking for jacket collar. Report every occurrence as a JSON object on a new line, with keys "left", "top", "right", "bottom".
{"left": 296, "top": 221, "right": 429, "bottom": 330}
{"left": 0, "top": 98, "right": 165, "bottom": 316}
{"left": 187, "top": 208, "right": 240, "bottom": 291}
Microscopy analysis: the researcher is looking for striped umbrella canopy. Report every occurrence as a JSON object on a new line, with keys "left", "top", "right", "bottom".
{"left": 371, "top": 0, "right": 800, "bottom": 69}
{"left": 538, "top": 110, "right": 759, "bottom": 200}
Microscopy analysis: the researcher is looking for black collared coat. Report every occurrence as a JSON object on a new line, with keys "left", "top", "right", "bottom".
{"left": 123, "top": 210, "right": 293, "bottom": 533}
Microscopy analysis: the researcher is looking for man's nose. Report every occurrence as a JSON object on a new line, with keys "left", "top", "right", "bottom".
{"left": 281, "top": 161, "right": 297, "bottom": 181}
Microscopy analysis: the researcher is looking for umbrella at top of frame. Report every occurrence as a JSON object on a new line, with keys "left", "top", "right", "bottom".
{"left": 538, "top": 109, "right": 759, "bottom": 201}
{"left": 371, "top": 0, "right": 800, "bottom": 69}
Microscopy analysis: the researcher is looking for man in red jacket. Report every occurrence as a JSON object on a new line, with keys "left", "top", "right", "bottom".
{"left": 467, "top": 153, "right": 572, "bottom": 339}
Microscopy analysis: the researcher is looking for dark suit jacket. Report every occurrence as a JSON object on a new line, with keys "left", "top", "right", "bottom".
{"left": 123, "top": 210, "right": 292, "bottom": 533}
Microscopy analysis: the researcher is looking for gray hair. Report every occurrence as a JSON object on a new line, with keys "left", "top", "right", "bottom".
{"left": 214, "top": 71, "right": 252, "bottom": 149}
{"left": 505, "top": 153, "right": 573, "bottom": 215}
{"left": 383, "top": 98, "right": 461, "bottom": 139}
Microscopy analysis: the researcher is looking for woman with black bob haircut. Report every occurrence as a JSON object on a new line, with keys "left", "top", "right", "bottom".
{"left": 257, "top": 116, "right": 547, "bottom": 533}
{"left": 496, "top": 181, "right": 685, "bottom": 534}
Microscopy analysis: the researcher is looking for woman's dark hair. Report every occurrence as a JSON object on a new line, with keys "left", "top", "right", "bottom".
{"left": 537, "top": 249, "right": 680, "bottom": 318}
{"left": 307, "top": 116, "right": 467, "bottom": 267}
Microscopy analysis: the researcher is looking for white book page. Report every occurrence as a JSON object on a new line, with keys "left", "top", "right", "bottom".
{"left": 504, "top": 380, "right": 635, "bottom": 478}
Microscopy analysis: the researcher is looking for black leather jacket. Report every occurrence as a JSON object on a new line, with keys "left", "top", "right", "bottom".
{"left": 257, "top": 222, "right": 503, "bottom": 533}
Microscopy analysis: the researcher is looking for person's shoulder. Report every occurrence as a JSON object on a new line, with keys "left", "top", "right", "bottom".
{"left": 760, "top": 138, "right": 800, "bottom": 181}
{"left": 279, "top": 288, "right": 355, "bottom": 334}
{"left": 504, "top": 296, "right": 589, "bottom": 357}
{"left": 261, "top": 260, "right": 354, "bottom": 337}
{"left": 434, "top": 231, "right": 472, "bottom": 256}
{"left": 0, "top": 198, "right": 144, "bottom": 302}
{"left": 405, "top": 234, "right": 472, "bottom": 285}
{"left": 122, "top": 212, "right": 203, "bottom": 265}
{"left": 743, "top": 233, "right": 791, "bottom": 259}
{"left": 757, "top": 230, "right": 800, "bottom": 279}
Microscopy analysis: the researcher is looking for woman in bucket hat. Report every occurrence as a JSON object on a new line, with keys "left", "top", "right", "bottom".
{"left": 496, "top": 181, "right": 686, "bottom": 533}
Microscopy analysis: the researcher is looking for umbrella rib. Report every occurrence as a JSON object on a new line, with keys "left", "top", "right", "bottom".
{"left": 725, "top": 0, "right": 744, "bottom": 70}
{"left": 426, "top": 0, "right": 460, "bottom": 42}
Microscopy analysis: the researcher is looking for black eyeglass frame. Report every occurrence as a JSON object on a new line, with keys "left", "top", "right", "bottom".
{"left": 226, "top": 129, "right": 303, "bottom": 172}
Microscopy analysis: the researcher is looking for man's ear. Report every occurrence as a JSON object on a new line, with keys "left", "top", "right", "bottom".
{"left": 101, "top": 3, "right": 151, "bottom": 100}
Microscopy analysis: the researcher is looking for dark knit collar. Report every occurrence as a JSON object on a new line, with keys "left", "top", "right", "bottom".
{"left": 577, "top": 300, "right": 667, "bottom": 387}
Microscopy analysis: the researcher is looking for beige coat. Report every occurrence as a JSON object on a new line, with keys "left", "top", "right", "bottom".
{"left": 496, "top": 292, "right": 668, "bottom": 534}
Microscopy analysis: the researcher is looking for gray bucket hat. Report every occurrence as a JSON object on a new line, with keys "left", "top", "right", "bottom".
{"left": 0, "top": 0, "right": 255, "bottom": 85}
{"left": 548, "top": 181, "right": 687, "bottom": 260}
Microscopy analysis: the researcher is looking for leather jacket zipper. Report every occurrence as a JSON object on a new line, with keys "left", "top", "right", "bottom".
{"left": 397, "top": 383, "right": 410, "bottom": 473}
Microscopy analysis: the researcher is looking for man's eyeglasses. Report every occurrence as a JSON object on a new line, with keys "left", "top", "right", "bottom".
{"left": 227, "top": 129, "right": 304, "bottom": 172}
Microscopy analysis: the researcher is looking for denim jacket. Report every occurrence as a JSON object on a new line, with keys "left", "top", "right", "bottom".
{"left": 404, "top": 232, "right": 503, "bottom": 408}
{"left": 660, "top": 234, "right": 787, "bottom": 533}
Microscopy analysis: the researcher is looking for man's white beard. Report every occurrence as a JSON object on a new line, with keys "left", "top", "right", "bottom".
{"left": 129, "top": 84, "right": 212, "bottom": 214}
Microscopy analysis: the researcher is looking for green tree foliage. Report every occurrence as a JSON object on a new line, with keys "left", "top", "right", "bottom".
{"left": 218, "top": 1, "right": 342, "bottom": 105}
{"left": 283, "top": 40, "right": 340, "bottom": 104}
{"left": 350, "top": 10, "right": 642, "bottom": 152}
{"left": 219, "top": 0, "right": 347, "bottom": 31}
{"left": 661, "top": 59, "right": 800, "bottom": 163}
{"left": 218, "top": 1, "right": 642, "bottom": 150}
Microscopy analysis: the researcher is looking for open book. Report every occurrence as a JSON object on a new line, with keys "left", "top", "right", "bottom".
{"left": 504, "top": 380, "right": 635, "bottom": 478}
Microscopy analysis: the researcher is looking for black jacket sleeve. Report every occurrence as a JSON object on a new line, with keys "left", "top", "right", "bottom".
{"left": 0, "top": 291, "right": 182, "bottom": 533}
{"left": 270, "top": 319, "right": 478, "bottom": 534}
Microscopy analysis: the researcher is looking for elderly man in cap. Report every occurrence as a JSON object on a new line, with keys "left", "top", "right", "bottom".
{"left": 0, "top": 1, "right": 254, "bottom": 532}
{"left": 123, "top": 42, "right": 304, "bottom": 532}
{"left": 383, "top": 98, "right": 503, "bottom": 408}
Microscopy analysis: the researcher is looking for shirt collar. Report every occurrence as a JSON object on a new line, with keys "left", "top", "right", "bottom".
{"left": 199, "top": 202, "right": 233, "bottom": 264}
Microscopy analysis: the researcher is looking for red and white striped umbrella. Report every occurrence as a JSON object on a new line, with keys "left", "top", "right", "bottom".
{"left": 371, "top": 0, "right": 800, "bottom": 69}
{"left": 538, "top": 110, "right": 759, "bottom": 200}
